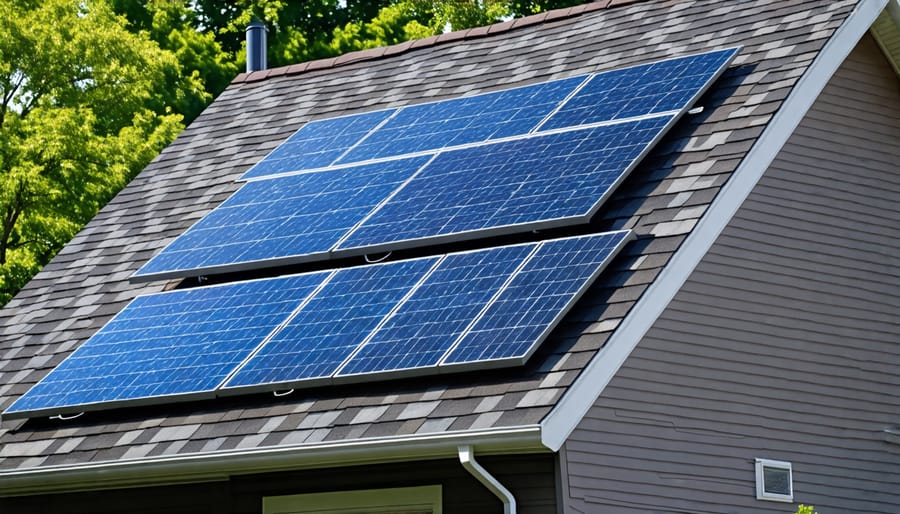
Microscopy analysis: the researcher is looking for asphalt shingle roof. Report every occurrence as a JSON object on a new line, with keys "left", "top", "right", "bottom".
{"left": 0, "top": 0, "right": 859, "bottom": 473}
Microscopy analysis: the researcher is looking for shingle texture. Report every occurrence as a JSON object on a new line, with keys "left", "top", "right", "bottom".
{"left": 0, "top": 0, "right": 859, "bottom": 471}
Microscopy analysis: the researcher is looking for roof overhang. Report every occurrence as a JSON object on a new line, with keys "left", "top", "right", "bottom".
{"left": 871, "top": 0, "right": 900, "bottom": 76}
{"left": 0, "top": 425, "right": 545, "bottom": 497}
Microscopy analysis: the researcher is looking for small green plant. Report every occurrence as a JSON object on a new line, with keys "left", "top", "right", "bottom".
{"left": 795, "top": 505, "right": 817, "bottom": 514}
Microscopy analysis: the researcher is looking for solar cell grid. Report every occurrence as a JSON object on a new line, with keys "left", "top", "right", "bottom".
{"left": 337, "top": 117, "right": 671, "bottom": 254}
{"left": 540, "top": 47, "right": 738, "bottom": 131}
{"left": 336, "top": 244, "right": 536, "bottom": 378}
{"left": 443, "top": 231, "right": 632, "bottom": 365}
{"left": 4, "top": 273, "right": 328, "bottom": 416}
{"left": 133, "top": 156, "right": 430, "bottom": 281}
{"left": 223, "top": 257, "right": 438, "bottom": 390}
{"left": 336, "top": 76, "right": 586, "bottom": 164}
{"left": 240, "top": 109, "right": 396, "bottom": 180}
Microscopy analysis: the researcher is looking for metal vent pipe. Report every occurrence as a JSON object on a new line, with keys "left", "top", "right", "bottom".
{"left": 246, "top": 21, "right": 267, "bottom": 73}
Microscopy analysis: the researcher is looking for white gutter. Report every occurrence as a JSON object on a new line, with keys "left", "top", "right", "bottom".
{"left": 458, "top": 445, "right": 516, "bottom": 514}
{"left": 0, "top": 425, "right": 544, "bottom": 497}
{"left": 539, "top": 0, "right": 889, "bottom": 452}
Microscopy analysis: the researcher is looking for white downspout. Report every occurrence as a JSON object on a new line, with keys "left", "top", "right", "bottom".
{"left": 458, "top": 445, "right": 516, "bottom": 514}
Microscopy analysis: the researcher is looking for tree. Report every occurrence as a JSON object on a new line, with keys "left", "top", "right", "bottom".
{"left": 0, "top": 0, "right": 184, "bottom": 305}
{"left": 110, "top": 0, "right": 236, "bottom": 124}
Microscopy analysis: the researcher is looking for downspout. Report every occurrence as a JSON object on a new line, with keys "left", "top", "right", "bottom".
{"left": 458, "top": 445, "right": 516, "bottom": 514}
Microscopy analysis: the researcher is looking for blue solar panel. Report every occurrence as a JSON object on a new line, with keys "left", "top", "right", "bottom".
{"left": 540, "top": 47, "right": 738, "bottom": 131}
{"left": 4, "top": 273, "right": 327, "bottom": 416}
{"left": 336, "top": 76, "right": 586, "bottom": 164}
{"left": 443, "top": 231, "right": 632, "bottom": 366}
{"left": 133, "top": 156, "right": 429, "bottom": 281}
{"left": 223, "top": 257, "right": 437, "bottom": 390}
{"left": 336, "top": 117, "right": 671, "bottom": 254}
{"left": 240, "top": 109, "right": 396, "bottom": 180}
{"left": 336, "top": 244, "right": 536, "bottom": 378}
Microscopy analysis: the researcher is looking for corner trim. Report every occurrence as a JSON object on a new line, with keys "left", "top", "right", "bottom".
{"left": 538, "top": 0, "right": 888, "bottom": 452}
{"left": 0, "top": 425, "right": 543, "bottom": 497}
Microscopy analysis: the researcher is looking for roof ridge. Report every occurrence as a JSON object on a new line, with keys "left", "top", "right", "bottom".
{"left": 232, "top": 0, "right": 645, "bottom": 84}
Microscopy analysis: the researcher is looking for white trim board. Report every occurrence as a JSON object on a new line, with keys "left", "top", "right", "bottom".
{"left": 0, "top": 425, "right": 544, "bottom": 497}
{"left": 538, "top": 0, "right": 889, "bottom": 452}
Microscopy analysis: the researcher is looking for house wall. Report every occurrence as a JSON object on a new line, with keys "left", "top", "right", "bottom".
{"left": 562, "top": 35, "right": 900, "bottom": 514}
{"left": 0, "top": 454, "right": 557, "bottom": 514}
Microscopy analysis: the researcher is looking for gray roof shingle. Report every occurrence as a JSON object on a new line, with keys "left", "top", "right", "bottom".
{"left": 0, "top": 0, "right": 862, "bottom": 478}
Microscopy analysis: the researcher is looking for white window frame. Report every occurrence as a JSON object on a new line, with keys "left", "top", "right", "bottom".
{"left": 264, "top": 484, "right": 442, "bottom": 514}
{"left": 755, "top": 458, "right": 793, "bottom": 502}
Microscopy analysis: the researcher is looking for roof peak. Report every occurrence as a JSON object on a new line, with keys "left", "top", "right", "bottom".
{"left": 232, "top": 0, "right": 645, "bottom": 84}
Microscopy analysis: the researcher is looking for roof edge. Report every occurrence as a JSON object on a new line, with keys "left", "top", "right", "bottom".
{"left": 539, "top": 0, "right": 889, "bottom": 452}
{"left": 231, "top": 0, "right": 644, "bottom": 84}
{"left": 0, "top": 425, "right": 544, "bottom": 497}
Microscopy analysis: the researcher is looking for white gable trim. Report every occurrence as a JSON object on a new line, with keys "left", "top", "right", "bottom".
{"left": 539, "top": 0, "right": 889, "bottom": 452}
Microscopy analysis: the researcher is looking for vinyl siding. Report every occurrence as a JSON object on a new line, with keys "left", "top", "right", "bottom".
{"left": 0, "top": 454, "right": 557, "bottom": 514}
{"left": 563, "top": 34, "right": 900, "bottom": 514}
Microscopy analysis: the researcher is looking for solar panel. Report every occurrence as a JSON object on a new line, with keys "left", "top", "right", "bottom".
{"left": 442, "top": 231, "right": 633, "bottom": 367}
{"left": 239, "top": 48, "right": 737, "bottom": 182}
{"left": 130, "top": 48, "right": 738, "bottom": 283}
{"left": 240, "top": 109, "right": 396, "bottom": 180}
{"left": 335, "top": 117, "right": 672, "bottom": 255}
{"left": 335, "top": 244, "right": 536, "bottom": 379}
{"left": 336, "top": 76, "right": 587, "bottom": 164}
{"left": 4, "top": 273, "right": 327, "bottom": 417}
{"left": 133, "top": 156, "right": 430, "bottom": 282}
{"left": 5, "top": 229, "right": 633, "bottom": 418}
{"left": 222, "top": 257, "right": 438, "bottom": 391}
{"left": 539, "top": 47, "right": 739, "bottom": 131}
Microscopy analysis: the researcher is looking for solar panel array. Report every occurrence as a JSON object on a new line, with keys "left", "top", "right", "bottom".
{"left": 5, "top": 47, "right": 741, "bottom": 419}
{"left": 6, "top": 232, "right": 632, "bottom": 417}
{"left": 132, "top": 47, "right": 738, "bottom": 282}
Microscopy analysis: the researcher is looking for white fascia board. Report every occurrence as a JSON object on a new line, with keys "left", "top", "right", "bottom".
{"left": 0, "top": 425, "right": 543, "bottom": 497}
{"left": 539, "top": 0, "right": 889, "bottom": 452}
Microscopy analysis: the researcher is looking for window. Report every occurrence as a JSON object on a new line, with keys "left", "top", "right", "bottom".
{"left": 264, "top": 485, "right": 442, "bottom": 514}
{"left": 755, "top": 458, "right": 793, "bottom": 502}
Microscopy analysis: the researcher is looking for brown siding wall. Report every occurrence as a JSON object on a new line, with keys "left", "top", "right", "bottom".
{"left": 563, "top": 35, "right": 900, "bottom": 514}
{"left": 0, "top": 454, "right": 557, "bottom": 514}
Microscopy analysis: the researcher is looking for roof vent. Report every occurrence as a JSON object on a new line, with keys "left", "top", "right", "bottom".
{"left": 246, "top": 21, "right": 267, "bottom": 73}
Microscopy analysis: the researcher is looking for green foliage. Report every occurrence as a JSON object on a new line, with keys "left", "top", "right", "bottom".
{"left": 0, "top": 0, "right": 183, "bottom": 305}
{"left": 330, "top": 0, "right": 514, "bottom": 54}
{"left": 795, "top": 506, "right": 817, "bottom": 514}
{"left": 110, "top": 0, "right": 236, "bottom": 124}
{"left": 330, "top": 2, "right": 436, "bottom": 54}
